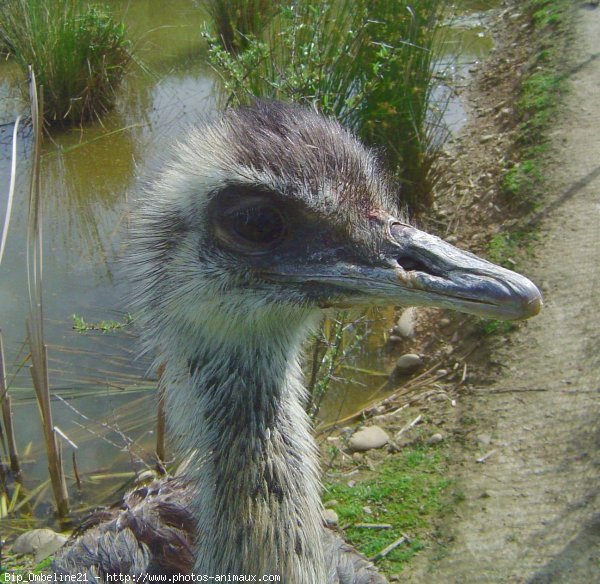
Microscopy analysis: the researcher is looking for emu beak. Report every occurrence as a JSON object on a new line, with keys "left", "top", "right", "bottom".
{"left": 265, "top": 221, "right": 542, "bottom": 320}
{"left": 367, "top": 222, "right": 542, "bottom": 320}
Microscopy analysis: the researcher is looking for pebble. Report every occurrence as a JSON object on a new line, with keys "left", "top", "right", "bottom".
{"left": 362, "top": 506, "right": 373, "bottom": 515}
{"left": 11, "top": 529, "right": 67, "bottom": 563}
{"left": 477, "top": 433, "right": 492, "bottom": 447}
{"left": 439, "top": 318, "right": 451, "bottom": 327}
{"left": 395, "top": 308, "right": 417, "bottom": 338}
{"left": 349, "top": 426, "right": 390, "bottom": 452}
{"left": 427, "top": 433, "right": 444, "bottom": 445}
{"left": 394, "top": 354, "right": 423, "bottom": 375}
{"left": 323, "top": 509, "right": 339, "bottom": 527}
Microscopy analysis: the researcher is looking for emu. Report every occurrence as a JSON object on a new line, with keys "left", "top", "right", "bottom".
{"left": 53, "top": 101, "right": 541, "bottom": 583}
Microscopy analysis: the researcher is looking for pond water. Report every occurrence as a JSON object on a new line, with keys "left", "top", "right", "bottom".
{"left": 0, "top": 0, "right": 501, "bottom": 522}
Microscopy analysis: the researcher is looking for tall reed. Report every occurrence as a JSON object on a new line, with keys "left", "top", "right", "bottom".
{"left": 205, "top": 0, "right": 448, "bottom": 211}
{"left": 202, "top": 0, "right": 279, "bottom": 54}
{"left": 0, "top": 0, "right": 130, "bottom": 125}
{"left": 0, "top": 331, "right": 21, "bottom": 475}
{"left": 0, "top": 112, "right": 22, "bottom": 478}
{"left": 356, "top": 0, "right": 448, "bottom": 210}
{"left": 26, "top": 69, "right": 69, "bottom": 518}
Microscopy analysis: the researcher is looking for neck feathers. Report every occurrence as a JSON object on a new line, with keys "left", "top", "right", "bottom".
{"left": 163, "top": 318, "right": 326, "bottom": 581}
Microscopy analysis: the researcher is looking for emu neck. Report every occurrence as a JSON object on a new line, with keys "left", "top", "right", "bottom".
{"left": 165, "top": 323, "right": 325, "bottom": 582}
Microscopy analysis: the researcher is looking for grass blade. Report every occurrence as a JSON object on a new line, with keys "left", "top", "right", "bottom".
{"left": 0, "top": 115, "right": 21, "bottom": 266}
{"left": 0, "top": 330, "right": 21, "bottom": 474}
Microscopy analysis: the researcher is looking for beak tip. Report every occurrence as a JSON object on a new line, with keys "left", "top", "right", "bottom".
{"left": 521, "top": 289, "right": 543, "bottom": 319}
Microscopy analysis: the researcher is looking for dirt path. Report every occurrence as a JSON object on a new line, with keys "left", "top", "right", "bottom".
{"left": 406, "top": 5, "right": 600, "bottom": 583}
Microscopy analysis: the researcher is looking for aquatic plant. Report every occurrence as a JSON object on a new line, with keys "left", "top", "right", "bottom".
{"left": 0, "top": 0, "right": 131, "bottom": 125}
{"left": 205, "top": 0, "right": 448, "bottom": 212}
{"left": 202, "top": 0, "right": 279, "bottom": 54}
{"left": 355, "top": 0, "right": 448, "bottom": 210}
{"left": 72, "top": 313, "right": 134, "bottom": 333}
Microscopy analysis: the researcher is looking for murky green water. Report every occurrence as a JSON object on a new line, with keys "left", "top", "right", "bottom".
{"left": 0, "top": 0, "right": 501, "bottom": 517}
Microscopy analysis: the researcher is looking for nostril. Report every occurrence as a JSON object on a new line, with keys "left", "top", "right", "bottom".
{"left": 396, "top": 255, "right": 431, "bottom": 273}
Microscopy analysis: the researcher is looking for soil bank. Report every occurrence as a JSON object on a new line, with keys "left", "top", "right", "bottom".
{"left": 405, "top": 3, "right": 600, "bottom": 583}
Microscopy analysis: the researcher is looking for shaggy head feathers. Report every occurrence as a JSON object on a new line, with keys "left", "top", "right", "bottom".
{"left": 128, "top": 101, "right": 400, "bottom": 356}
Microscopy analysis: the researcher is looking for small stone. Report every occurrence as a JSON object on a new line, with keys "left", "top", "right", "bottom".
{"left": 324, "top": 500, "right": 338, "bottom": 507}
{"left": 477, "top": 433, "right": 492, "bottom": 447}
{"left": 388, "top": 335, "right": 403, "bottom": 343}
{"left": 394, "top": 354, "right": 423, "bottom": 375}
{"left": 439, "top": 318, "right": 451, "bottom": 327}
{"left": 11, "top": 529, "right": 67, "bottom": 563}
{"left": 395, "top": 308, "right": 417, "bottom": 338}
{"left": 362, "top": 506, "right": 373, "bottom": 515}
{"left": 349, "top": 426, "right": 390, "bottom": 452}
{"left": 480, "top": 134, "right": 495, "bottom": 143}
{"left": 427, "top": 433, "right": 444, "bottom": 445}
{"left": 323, "top": 509, "right": 339, "bottom": 527}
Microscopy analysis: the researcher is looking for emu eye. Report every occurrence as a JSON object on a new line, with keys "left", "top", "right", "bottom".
{"left": 221, "top": 203, "right": 287, "bottom": 250}
{"left": 227, "top": 205, "right": 285, "bottom": 244}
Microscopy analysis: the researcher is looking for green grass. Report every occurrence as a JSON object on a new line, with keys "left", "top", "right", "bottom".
{"left": 480, "top": 318, "right": 518, "bottom": 336}
{"left": 501, "top": 0, "right": 571, "bottom": 207}
{"left": 323, "top": 445, "right": 450, "bottom": 574}
{"left": 487, "top": 228, "right": 537, "bottom": 272}
{"left": 529, "top": 0, "right": 571, "bottom": 27}
{"left": 487, "top": 232, "right": 521, "bottom": 268}
{"left": 72, "top": 313, "right": 133, "bottom": 333}
{"left": 0, "top": 0, "right": 131, "bottom": 125}
{"left": 503, "top": 159, "right": 544, "bottom": 205}
{"left": 0, "top": 550, "right": 52, "bottom": 577}
{"left": 204, "top": 0, "right": 448, "bottom": 213}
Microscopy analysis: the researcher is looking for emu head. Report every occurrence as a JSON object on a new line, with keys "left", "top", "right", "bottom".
{"left": 129, "top": 101, "right": 541, "bottom": 352}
